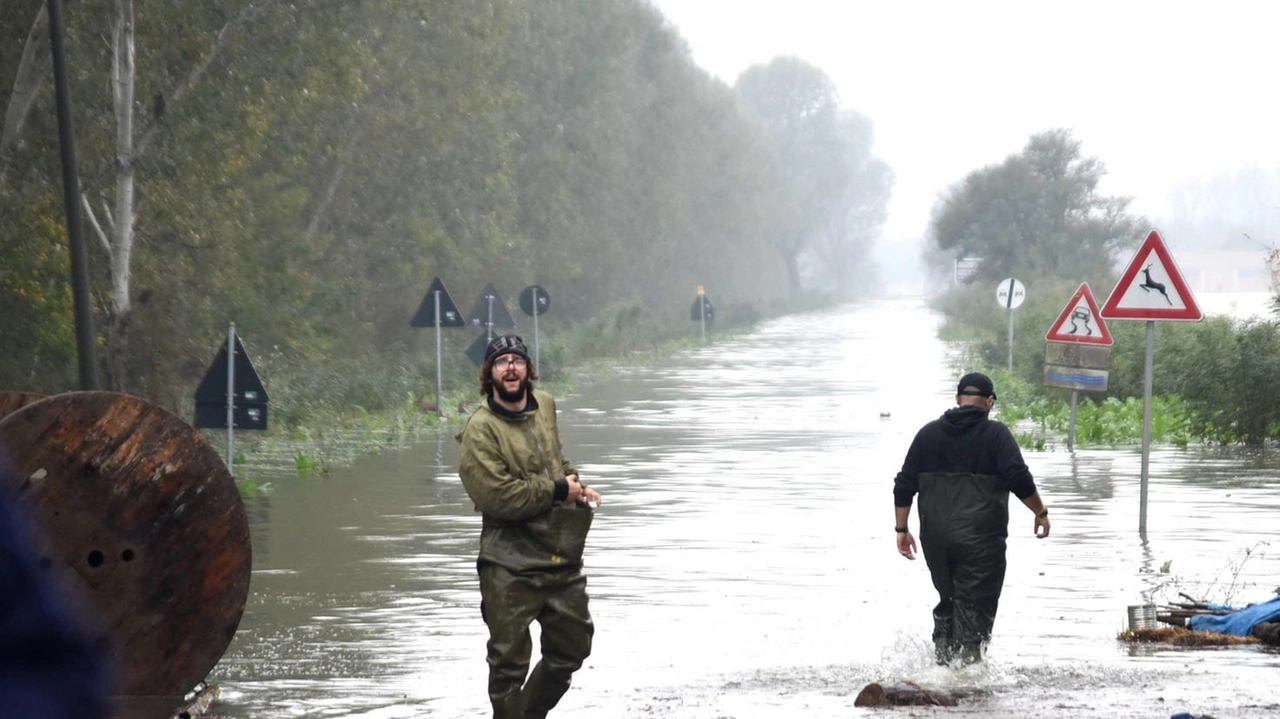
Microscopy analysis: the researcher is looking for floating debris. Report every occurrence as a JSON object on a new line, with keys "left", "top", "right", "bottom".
{"left": 1117, "top": 627, "right": 1259, "bottom": 646}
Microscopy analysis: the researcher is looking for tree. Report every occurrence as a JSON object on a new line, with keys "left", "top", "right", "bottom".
{"left": 810, "top": 110, "right": 893, "bottom": 292}
{"left": 1, "top": 3, "right": 51, "bottom": 200}
{"left": 926, "top": 129, "right": 1144, "bottom": 286}
{"left": 72, "top": 0, "right": 274, "bottom": 389}
{"left": 735, "top": 57, "right": 849, "bottom": 294}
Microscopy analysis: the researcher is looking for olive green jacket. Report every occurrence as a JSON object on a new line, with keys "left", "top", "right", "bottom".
{"left": 457, "top": 388, "right": 593, "bottom": 571}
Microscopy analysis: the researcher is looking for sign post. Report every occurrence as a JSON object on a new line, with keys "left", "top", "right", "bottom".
{"left": 1101, "top": 229, "right": 1202, "bottom": 534}
{"left": 465, "top": 284, "right": 516, "bottom": 366}
{"left": 410, "top": 277, "right": 464, "bottom": 416}
{"left": 519, "top": 284, "right": 551, "bottom": 372}
{"left": 194, "top": 325, "right": 270, "bottom": 470}
{"left": 698, "top": 285, "right": 706, "bottom": 342}
{"left": 225, "top": 323, "right": 235, "bottom": 466}
{"left": 1043, "top": 283, "right": 1113, "bottom": 450}
{"left": 690, "top": 286, "right": 714, "bottom": 342}
{"left": 996, "top": 278, "right": 1026, "bottom": 371}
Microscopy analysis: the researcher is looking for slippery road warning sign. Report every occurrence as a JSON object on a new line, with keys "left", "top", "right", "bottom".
{"left": 1046, "top": 283, "right": 1113, "bottom": 346}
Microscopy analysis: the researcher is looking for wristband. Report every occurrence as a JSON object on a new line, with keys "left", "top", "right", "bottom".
{"left": 1036, "top": 508, "right": 1049, "bottom": 519}
{"left": 895, "top": 526, "right": 908, "bottom": 533}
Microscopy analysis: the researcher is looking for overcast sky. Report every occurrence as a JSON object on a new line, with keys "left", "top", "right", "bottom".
{"left": 652, "top": 0, "right": 1280, "bottom": 251}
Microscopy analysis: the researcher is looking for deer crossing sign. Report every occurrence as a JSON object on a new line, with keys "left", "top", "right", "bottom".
{"left": 1100, "top": 229, "right": 1202, "bottom": 321}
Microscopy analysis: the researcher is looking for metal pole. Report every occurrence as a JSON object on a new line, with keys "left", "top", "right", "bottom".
{"left": 433, "top": 290, "right": 442, "bottom": 418}
{"left": 226, "top": 322, "right": 236, "bottom": 470}
{"left": 1139, "top": 321, "right": 1155, "bottom": 534}
{"left": 486, "top": 295, "right": 494, "bottom": 342}
{"left": 531, "top": 287, "right": 540, "bottom": 373}
{"left": 48, "top": 0, "right": 98, "bottom": 390}
{"left": 1005, "top": 279, "right": 1015, "bottom": 373}
{"left": 1068, "top": 389, "right": 1078, "bottom": 452}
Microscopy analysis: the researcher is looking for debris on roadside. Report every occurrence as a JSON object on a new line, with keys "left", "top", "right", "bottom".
{"left": 854, "top": 681, "right": 989, "bottom": 707}
{"left": 1117, "top": 626, "right": 1258, "bottom": 646}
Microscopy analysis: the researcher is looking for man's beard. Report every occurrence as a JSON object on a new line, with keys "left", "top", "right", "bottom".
{"left": 494, "top": 376, "right": 529, "bottom": 404}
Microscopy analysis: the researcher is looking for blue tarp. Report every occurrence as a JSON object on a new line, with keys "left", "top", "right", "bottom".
{"left": 1187, "top": 595, "right": 1280, "bottom": 636}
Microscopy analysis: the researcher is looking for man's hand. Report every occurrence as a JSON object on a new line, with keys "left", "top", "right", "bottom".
{"left": 581, "top": 486, "right": 602, "bottom": 508}
{"left": 1034, "top": 514, "right": 1050, "bottom": 538}
{"left": 565, "top": 474, "right": 584, "bottom": 504}
{"left": 897, "top": 530, "right": 917, "bottom": 560}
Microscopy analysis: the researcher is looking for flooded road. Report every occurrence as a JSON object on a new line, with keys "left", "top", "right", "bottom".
{"left": 211, "top": 297, "right": 1280, "bottom": 718}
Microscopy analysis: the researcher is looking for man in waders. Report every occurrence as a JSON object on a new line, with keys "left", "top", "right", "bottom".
{"left": 892, "top": 372, "right": 1050, "bottom": 665}
{"left": 458, "top": 334, "right": 602, "bottom": 718}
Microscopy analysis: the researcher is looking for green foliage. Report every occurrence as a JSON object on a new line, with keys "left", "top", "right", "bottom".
{"left": 236, "top": 476, "right": 274, "bottom": 498}
{"left": 293, "top": 451, "right": 325, "bottom": 477}
{"left": 1158, "top": 318, "right": 1280, "bottom": 444}
{"left": 4, "top": 0, "right": 841, "bottom": 407}
{"left": 926, "top": 129, "right": 1145, "bottom": 286}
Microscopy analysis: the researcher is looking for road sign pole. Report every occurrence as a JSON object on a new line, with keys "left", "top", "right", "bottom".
{"left": 1005, "top": 279, "right": 1015, "bottom": 372}
{"left": 1068, "top": 390, "right": 1078, "bottom": 452}
{"left": 486, "top": 295, "right": 494, "bottom": 343}
{"left": 434, "top": 290, "right": 443, "bottom": 418}
{"left": 532, "top": 287, "right": 540, "bottom": 372}
{"left": 699, "top": 291, "right": 707, "bottom": 343}
{"left": 226, "top": 322, "right": 236, "bottom": 471}
{"left": 1139, "top": 320, "right": 1154, "bottom": 534}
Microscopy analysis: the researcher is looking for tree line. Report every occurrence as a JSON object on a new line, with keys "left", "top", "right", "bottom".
{"left": 1, "top": 0, "right": 893, "bottom": 409}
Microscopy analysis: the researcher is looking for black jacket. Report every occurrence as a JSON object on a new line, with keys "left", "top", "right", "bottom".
{"left": 893, "top": 405, "right": 1037, "bottom": 508}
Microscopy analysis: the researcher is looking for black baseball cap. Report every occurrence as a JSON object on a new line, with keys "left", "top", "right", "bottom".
{"left": 957, "top": 372, "right": 996, "bottom": 400}
{"left": 484, "top": 334, "right": 530, "bottom": 364}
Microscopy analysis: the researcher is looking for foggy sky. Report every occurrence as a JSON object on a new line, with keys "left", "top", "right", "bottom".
{"left": 653, "top": 0, "right": 1280, "bottom": 257}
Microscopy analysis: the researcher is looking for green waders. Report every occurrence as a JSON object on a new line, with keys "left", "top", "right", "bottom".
{"left": 918, "top": 472, "right": 1009, "bottom": 664}
{"left": 479, "top": 563, "right": 593, "bottom": 719}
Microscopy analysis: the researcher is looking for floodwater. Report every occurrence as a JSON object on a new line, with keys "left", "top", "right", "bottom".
{"left": 210, "top": 296, "right": 1280, "bottom": 719}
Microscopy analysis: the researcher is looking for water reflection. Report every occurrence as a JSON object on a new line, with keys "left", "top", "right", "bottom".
{"left": 211, "top": 297, "right": 1280, "bottom": 718}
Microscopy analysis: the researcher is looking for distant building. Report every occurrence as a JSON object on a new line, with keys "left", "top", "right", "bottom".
{"left": 1173, "top": 249, "right": 1272, "bottom": 293}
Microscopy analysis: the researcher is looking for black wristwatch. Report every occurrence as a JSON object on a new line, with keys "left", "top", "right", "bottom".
{"left": 895, "top": 526, "right": 909, "bottom": 533}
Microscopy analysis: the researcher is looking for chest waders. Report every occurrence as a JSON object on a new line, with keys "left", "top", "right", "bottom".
{"left": 478, "top": 413, "right": 594, "bottom": 719}
{"left": 917, "top": 472, "right": 1009, "bottom": 664}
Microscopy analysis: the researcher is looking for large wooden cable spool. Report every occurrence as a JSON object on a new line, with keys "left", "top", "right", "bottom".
{"left": 0, "top": 391, "right": 252, "bottom": 719}
{"left": 0, "top": 391, "right": 46, "bottom": 420}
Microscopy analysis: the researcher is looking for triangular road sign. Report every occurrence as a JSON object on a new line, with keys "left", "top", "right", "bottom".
{"left": 411, "top": 277, "right": 465, "bottom": 327}
{"left": 1100, "top": 230, "right": 1202, "bottom": 321}
{"left": 194, "top": 333, "right": 269, "bottom": 430}
{"left": 1046, "top": 283, "right": 1113, "bottom": 345}
{"left": 467, "top": 283, "right": 516, "bottom": 329}
{"left": 465, "top": 330, "right": 490, "bottom": 367}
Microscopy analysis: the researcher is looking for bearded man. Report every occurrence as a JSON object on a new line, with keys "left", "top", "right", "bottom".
{"left": 457, "top": 334, "right": 602, "bottom": 718}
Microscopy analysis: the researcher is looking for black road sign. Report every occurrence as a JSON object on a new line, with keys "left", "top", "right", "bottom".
{"left": 519, "top": 285, "right": 551, "bottom": 317}
{"left": 690, "top": 295, "right": 714, "bottom": 323}
{"left": 411, "top": 277, "right": 465, "bottom": 327}
{"left": 467, "top": 283, "right": 515, "bottom": 329}
{"left": 465, "top": 330, "right": 491, "bottom": 367}
{"left": 194, "top": 334, "right": 269, "bottom": 430}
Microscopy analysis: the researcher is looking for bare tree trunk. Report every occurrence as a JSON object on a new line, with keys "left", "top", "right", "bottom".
{"left": 105, "top": 0, "right": 137, "bottom": 390}
{"left": 781, "top": 233, "right": 805, "bottom": 295}
{"left": 305, "top": 128, "right": 364, "bottom": 240}
{"left": 0, "top": 4, "right": 52, "bottom": 198}
{"left": 71, "top": 0, "right": 272, "bottom": 389}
